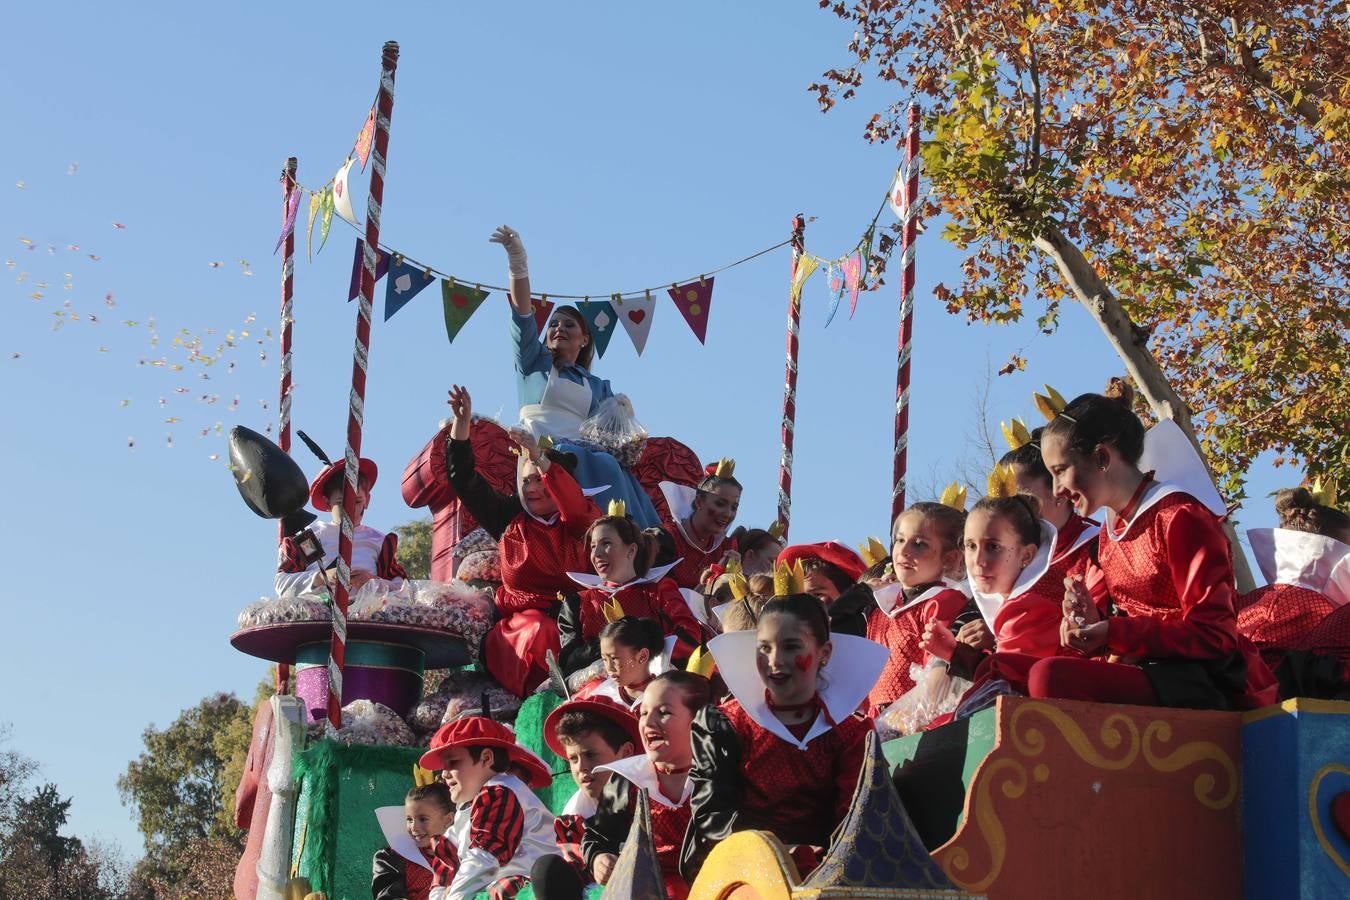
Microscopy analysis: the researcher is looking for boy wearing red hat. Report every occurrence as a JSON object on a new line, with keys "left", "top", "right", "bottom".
{"left": 776, "top": 541, "right": 874, "bottom": 638}
{"left": 274, "top": 458, "right": 407, "bottom": 597}
{"left": 419, "top": 717, "right": 557, "bottom": 900}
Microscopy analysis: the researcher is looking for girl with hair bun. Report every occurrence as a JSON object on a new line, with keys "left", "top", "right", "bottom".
{"left": 654, "top": 461, "right": 743, "bottom": 589}
{"left": 1030, "top": 382, "right": 1278, "bottom": 710}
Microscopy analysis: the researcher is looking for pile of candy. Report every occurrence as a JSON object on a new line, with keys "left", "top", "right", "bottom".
{"left": 313, "top": 699, "right": 417, "bottom": 747}
{"left": 410, "top": 669, "right": 522, "bottom": 741}
{"left": 237, "top": 595, "right": 330, "bottom": 629}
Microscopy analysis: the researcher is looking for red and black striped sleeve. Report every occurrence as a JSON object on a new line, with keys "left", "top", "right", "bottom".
{"left": 429, "top": 833, "right": 460, "bottom": 886}
{"left": 377, "top": 532, "right": 409, "bottom": 580}
{"left": 468, "top": 785, "right": 525, "bottom": 865}
{"left": 277, "top": 536, "right": 309, "bottom": 574}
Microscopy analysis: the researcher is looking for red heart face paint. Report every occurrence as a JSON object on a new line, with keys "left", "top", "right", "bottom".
{"left": 794, "top": 652, "right": 815, "bottom": 673}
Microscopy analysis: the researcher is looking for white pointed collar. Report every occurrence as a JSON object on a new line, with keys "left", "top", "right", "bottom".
{"left": 1248, "top": 527, "right": 1350, "bottom": 607}
{"left": 1052, "top": 517, "right": 1100, "bottom": 565}
{"left": 873, "top": 582, "right": 950, "bottom": 618}
{"left": 594, "top": 754, "right": 691, "bottom": 808}
{"left": 680, "top": 587, "right": 710, "bottom": 625}
{"left": 707, "top": 630, "right": 887, "bottom": 750}
{"left": 711, "top": 599, "right": 736, "bottom": 626}
{"left": 522, "top": 483, "right": 609, "bottom": 526}
{"left": 970, "top": 520, "right": 1058, "bottom": 627}
{"left": 374, "top": 806, "right": 434, "bottom": 871}
{"left": 565, "top": 561, "right": 681, "bottom": 593}
{"left": 659, "top": 480, "right": 697, "bottom": 522}
{"left": 562, "top": 788, "right": 598, "bottom": 818}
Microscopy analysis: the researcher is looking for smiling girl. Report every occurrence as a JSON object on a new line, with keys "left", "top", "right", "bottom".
{"left": 681, "top": 593, "right": 888, "bottom": 881}
{"left": 657, "top": 463, "right": 743, "bottom": 589}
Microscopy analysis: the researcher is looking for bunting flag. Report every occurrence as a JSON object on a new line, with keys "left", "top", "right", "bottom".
{"left": 442, "top": 281, "right": 490, "bottom": 343}
{"left": 348, "top": 239, "right": 391, "bottom": 301}
{"left": 617, "top": 291, "right": 657, "bottom": 355}
{"left": 272, "top": 187, "right": 302, "bottom": 255}
{"left": 384, "top": 257, "right": 436, "bottom": 321}
{"left": 823, "top": 263, "right": 845, "bottom": 327}
{"left": 318, "top": 188, "right": 335, "bottom": 255}
{"left": 305, "top": 191, "right": 322, "bottom": 260}
{"left": 843, "top": 251, "right": 862, "bottom": 318}
{"left": 888, "top": 167, "right": 909, "bottom": 219}
{"left": 354, "top": 107, "right": 376, "bottom": 171}
{"left": 531, "top": 295, "right": 556, "bottom": 334}
{"left": 332, "top": 158, "right": 358, "bottom": 225}
{"left": 667, "top": 277, "right": 714, "bottom": 344}
{"left": 788, "top": 255, "right": 819, "bottom": 307}
{"left": 578, "top": 299, "right": 619, "bottom": 358}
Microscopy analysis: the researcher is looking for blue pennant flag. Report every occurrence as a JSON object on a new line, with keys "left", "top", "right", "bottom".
{"left": 578, "top": 299, "right": 620, "bottom": 358}
{"left": 384, "top": 256, "right": 436, "bottom": 321}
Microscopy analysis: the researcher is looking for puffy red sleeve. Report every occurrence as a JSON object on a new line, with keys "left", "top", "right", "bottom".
{"left": 429, "top": 833, "right": 460, "bottom": 886}
{"left": 655, "top": 578, "right": 705, "bottom": 659}
{"left": 1106, "top": 503, "right": 1240, "bottom": 659}
{"left": 277, "top": 536, "right": 308, "bottom": 574}
{"left": 377, "top": 532, "right": 408, "bottom": 580}
{"left": 832, "top": 717, "right": 871, "bottom": 824}
{"left": 402, "top": 424, "right": 455, "bottom": 510}
{"left": 468, "top": 785, "right": 525, "bottom": 864}
{"left": 544, "top": 464, "right": 602, "bottom": 536}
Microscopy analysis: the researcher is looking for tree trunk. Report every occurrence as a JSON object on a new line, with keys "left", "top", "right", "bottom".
{"left": 1033, "top": 225, "right": 1257, "bottom": 593}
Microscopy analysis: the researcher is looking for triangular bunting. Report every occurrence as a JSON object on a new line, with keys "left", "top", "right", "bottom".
{"left": 823, "top": 262, "right": 845, "bottom": 327}
{"left": 578, "top": 299, "right": 619, "bottom": 358}
{"left": 272, "top": 187, "right": 302, "bottom": 255}
{"left": 305, "top": 192, "right": 321, "bottom": 260}
{"left": 530, "top": 295, "right": 556, "bottom": 334}
{"left": 618, "top": 291, "right": 657, "bottom": 356}
{"left": 384, "top": 257, "right": 436, "bottom": 321}
{"left": 317, "top": 187, "right": 334, "bottom": 255}
{"left": 332, "top": 158, "right": 358, "bottom": 226}
{"left": 789, "top": 256, "right": 819, "bottom": 308}
{"left": 843, "top": 252, "right": 862, "bottom": 319}
{"left": 348, "top": 240, "right": 391, "bottom": 302}
{"left": 442, "top": 281, "right": 490, "bottom": 343}
{"left": 888, "top": 167, "right": 909, "bottom": 219}
{"left": 667, "top": 277, "right": 714, "bottom": 344}
{"left": 354, "top": 107, "right": 376, "bottom": 171}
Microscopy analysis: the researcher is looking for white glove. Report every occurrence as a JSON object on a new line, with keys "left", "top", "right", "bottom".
{"left": 489, "top": 225, "right": 528, "bottom": 279}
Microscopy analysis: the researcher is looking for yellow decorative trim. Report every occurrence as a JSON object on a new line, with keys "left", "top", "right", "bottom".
{"left": 687, "top": 830, "right": 798, "bottom": 900}
{"left": 1242, "top": 697, "right": 1350, "bottom": 725}
{"left": 942, "top": 758, "right": 1026, "bottom": 892}
{"left": 1141, "top": 721, "right": 1237, "bottom": 810}
{"left": 1010, "top": 702, "right": 1142, "bottom": 770}
{"left": 1308, "top": 764, "right": 1350, "bottom": 878}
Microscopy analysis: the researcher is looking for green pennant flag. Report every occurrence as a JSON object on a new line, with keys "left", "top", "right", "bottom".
{"left": 317, "top": 187, "right": 334, "bottom": 255}
{"left": 442, "top": 280, "right": 490, "bottom": 343}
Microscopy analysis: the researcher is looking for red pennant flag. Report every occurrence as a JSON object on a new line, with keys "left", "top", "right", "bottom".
{"left": 531, "top": 295, "right": 555, "bottom": 334}
{"left": 667, "top": 277, "right": 714, "bottom": 344}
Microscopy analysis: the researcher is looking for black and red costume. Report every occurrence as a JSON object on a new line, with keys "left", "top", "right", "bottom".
{"left": 558, "top": 566, "right": 704, "bottom": 675}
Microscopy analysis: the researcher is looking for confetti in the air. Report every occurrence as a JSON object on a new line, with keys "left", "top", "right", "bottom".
{"left": 15, "top": 182, "right": 25, "bottom": 190}
{"left": 208, "top": 261, "right": 223, "bottom": 268}
{"left": 112, "top": 222, "right": 126, "bottom": 230}
{"left": 67, "top": 163, "right": 78, "bottom": 176}
{"left": 88, "top": 254, "right": 100, "bottom": 261}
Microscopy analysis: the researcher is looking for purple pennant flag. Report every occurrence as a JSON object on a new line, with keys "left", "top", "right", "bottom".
{"left": 843, "top": 252, "right": 863, "bottom": 319}
{"left": 348, "top": 239, "right": 391, "bottom": 302}
{"left": 272, "top": 187, "right": 302, "bottom": 255}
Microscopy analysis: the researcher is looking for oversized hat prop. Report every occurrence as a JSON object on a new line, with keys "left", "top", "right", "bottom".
{"left": 309, "top": 458, "right": 379, "bottom": 512}
{"left": 777, "top": 541, "right": 867, "bottom": 583}
{"left": 227, "top": 426, "right": 312, "bottom": 523}
{"left": 542, "top": 695, "right": 642, "bottom": 758}
{"left": 418, "top": 715, "right": 519, "bottom": 771}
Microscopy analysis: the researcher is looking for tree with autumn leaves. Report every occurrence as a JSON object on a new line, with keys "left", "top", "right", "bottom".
{"left": 811, "top": 0, "right": 1349, "bottom": 510}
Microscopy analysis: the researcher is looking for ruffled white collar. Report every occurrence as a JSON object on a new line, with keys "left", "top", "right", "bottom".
{"left": 970, "top": 520, "right": 1058, "bottom": 626}
{"left": 1248, "top": 527, "right": 1350, "bottom": 607}
{"left": 594, "top": 754, "right": 691, "bottom": 808}
{"left": 658, "top": 481, "right": 728, "bottom": 554}
{"left": 873, "top": 583, "right": 949, "bottom": 618}
{"left": 565, "top": 561, "right": 680, "bottom": 593}
{"left": 374, "top": 805, "right": 434, "bottom": 871}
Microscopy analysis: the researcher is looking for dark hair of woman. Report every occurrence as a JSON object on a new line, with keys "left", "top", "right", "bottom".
{"left": 970, "top": 494, "right": 1044, "bottom": 546}
{"left": 1042, "top": 379, "right": 1145, "bottom": 465}
{"left": 585, "top": 515, "right": 659, "bottom": 578}
{"left": 757, "top": 593, "right": 831, "bottom": 646}
{"left": 1274, "top": 487, "right": 1350, "bottom": 538}
{"left": 598, "top": 615, "right": 665, "bottom": 657}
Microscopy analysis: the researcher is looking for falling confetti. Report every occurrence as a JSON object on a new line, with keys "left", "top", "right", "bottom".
{"left": 19, "top": 238, "right": 32, "bottom": 246}
{"left": 120, "top": 399, "right": 130, "bottom": 407}
{"left": 67, "top": 163, "right": 78, "bottom": 176}
{"left": 164, "top": 417, "right": 179, "bottom": 424}
{"left": 208, "top": 261, "right": 223, "bottom": 268}
{"left": 166, "top": 435, "right": 173, "bottom": 448}
{"left": 112, "top": 222, "right": 126, "bottom": 230}
{"left": 88, "top": 254, "right": 100, "bottom": 261}
{"left": 67, "top": 244, "right": 79, "bottom": 252}
{"left": 11, "top": 353, "right": 20, "bottom": 360}
{"left": 208, "top": 453, "right": 220, "bottom": 460}
{"left": 127, "top": 438, "right": 135, "bottom": 451}
{"left": 105, "top": 293, "right": 115, "bottom": 307}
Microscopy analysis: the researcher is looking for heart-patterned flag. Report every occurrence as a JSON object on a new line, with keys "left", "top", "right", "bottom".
{"left": 788, "top": 256, "right": 819, "bottom": 308}
{"left": 332, "top": 158, "right": 358, "bottom": 225}
{"left": 348, "top": 239, "right": 391, "bottom": 302}
{"left": 384, "top": 257, "right": 435, "bottom": 321}
{"left": 442, "top": 280, "right": 490, "bottom": 343}
{"left": 272, "top": 186, "right": 302, "bottom": 255}
{"left": 823, "top": 262, "right": 845, "bottom": 327}
{"left": 843, "top": 252, "right": 863, "bottom": 318}
{"left": 354, "top": 107, "right": 376, "bottom": 171}
{"left": 530, "top": 295, "right": 556, "bottom": 334}
{"left": 578, "top": 299, "right": 619, "bottom": 359}
{"left": 618, "top": 292, "right": 657, "bottom": 356}
{"left": 667, "top": 277, "right": 715, "bottom": 344}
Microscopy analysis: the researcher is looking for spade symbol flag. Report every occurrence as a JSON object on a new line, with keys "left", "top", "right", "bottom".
{"left": 384, "top": 257, "right": 435, "bottom": 321}
{"left": 442, "top": 280, "right": 490, "bottom": 343}
{"left": 843, "top": 252, "right": 863, "bottom": 319}
{"left": 578, "top": 299, "right": 619, "bottom": 359}
{"left": 348, "top": 239, "right": 391, "bottom": 302}
{"left": 667, "top": 277, "right": 714, "bottom": 344}
{"left": 618, "top": 292, "right": 657, "bottom": 356}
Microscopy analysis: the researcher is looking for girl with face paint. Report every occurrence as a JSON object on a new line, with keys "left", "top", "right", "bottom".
{"left": 679, "top": 594, "right": 889, "bottom": 883}
{"left": 655, "top": 466, "right": 744, "bottom": 590}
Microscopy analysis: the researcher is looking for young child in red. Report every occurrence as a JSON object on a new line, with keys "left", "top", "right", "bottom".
{"left": 681, "top": 593, "right": 888, "bottom": 882}
{"left": 372, "top": 782, "right": 455, "bottom": 900}
{"left": 574, "top": 617, "right": 672, "bottom": 711}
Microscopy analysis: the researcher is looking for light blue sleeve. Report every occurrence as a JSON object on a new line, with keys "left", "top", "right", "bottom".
{"left": 510, "top": 311, "right": 549, "bottom": 377}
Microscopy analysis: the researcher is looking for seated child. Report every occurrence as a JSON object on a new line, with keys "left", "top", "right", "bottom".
{"left": 276, "top": 457, "right": 407, "bottom": 596}
{"left": 417, "top": 717, "right": 558, "bottom": 900}
{"left": 582, "top": 671, "right": 712, "bottom": 900}
{"left": 372, "top": 782, "right": 455, "bottom": 900}
{"left": 681, "top": 593, "right": 888, "bottom": 882}
{"left": 575, "top": 617, "right": 670, "bottom": 711}
{"left": 776, "top": 541, "right": 872, "bottom": 636}
{"left": 559, "top": 508, "right": 703, "bottom": 675}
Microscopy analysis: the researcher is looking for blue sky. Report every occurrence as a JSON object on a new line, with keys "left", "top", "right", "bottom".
{"left": 0, "top": 1, "right": 1291, "bottom": 857}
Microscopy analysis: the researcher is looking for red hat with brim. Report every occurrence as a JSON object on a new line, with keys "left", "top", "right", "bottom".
{"left": 777, "top": 541, "right": 866, "bottom": 583}
{"left": 542, "top": 696, "right": 642, "bottom": 758}
{"left": 309, "top": 458, "right": 378, "bottom": 512}
{"left": 418, "top": 716, "right": 517, "bottom": 771}
{"left": 508, "top": 743, "right": 555, "bottom": 790}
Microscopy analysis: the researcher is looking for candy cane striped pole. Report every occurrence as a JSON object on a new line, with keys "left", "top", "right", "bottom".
{"left": 775, "top": 214, "right": 806, "bottom": 540}
{"left": 892, "top": 104, "right": 921, "bottom": 524}
{"left": 276, "top": 156, "right": 297, "bottom": 696}
{"left": 327, "top": 41, "right": 399, "bottom": 730}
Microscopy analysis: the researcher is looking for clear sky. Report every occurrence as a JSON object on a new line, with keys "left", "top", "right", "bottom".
{"left": 0, "top": 1, "right": 1290, "bottom": 858}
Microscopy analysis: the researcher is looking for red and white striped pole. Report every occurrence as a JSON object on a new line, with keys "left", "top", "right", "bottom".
{"left": 328, "top": 41, "right": 399, "bottom": 730}
{"left": 775, "top": 214, "right": 806, "bottom": 540}
{"left": 276, "top": 155, "right": 297, "bottom": 696}
{"left": 891, "top": 105, "right": 921, "bottom": 525}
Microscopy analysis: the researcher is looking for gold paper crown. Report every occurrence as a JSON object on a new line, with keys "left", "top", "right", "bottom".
{"left": 1033, "top": 384, "right": 1068, "bottom": 421}
{"left": 858, "top": 536, "right": 889, "bottom": 568}
{"left": 939, "top": 481, "right": 967, "bottom": 511}
{"left": 723, "top": 556, "right": 742, "bottom": 578}
{"left": 767, "top": 520, "right": 786, "bottom": 540}
{"left": 726, "top": 572, "right": 750, "bottom": 601}
{"left": 712, "top": 457, "right": 736, "bottom": 478}
{"left": 1001, "top": 417, "right": 1033, "bottom": 451}
{"left": 686, "top": 643, "right": 717, "bottom": 677}
{"left": 412, "top": 764, "right": 437, "bottom": 788}
{"left": 987, "top": 463, "right": 1019, "bottom": 499}
{"left": 538, "top": 435, "right": 555, "bottom": 451}
{"left": 607, "top": 499, "right": 627, "bottom": 517}
{"left": 773, "top": 559, "right": 807, "bottom": 597}
{"left": 601, "top": 596, "right": 626, "bottom": 623}
{"left": 1308, "top": 475, "right": 1341, "bottom": 508}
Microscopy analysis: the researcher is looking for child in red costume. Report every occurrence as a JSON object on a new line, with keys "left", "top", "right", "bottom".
{"left": 1034, "top": 384, "right": 1278, "bottom": 710}
{"left": 681, "top": 593, "right": 888, "bottom": 882}
{"left": 655, "top": 462, "right": 741, "bottom": 589}
{"left": 444, "top": 385, "right": 601, "bottom": 696}
{"left": 558, "top": 511, "right": 704, "bottom": 676}
{"left": 575, "top": 617, "right": 671, "bottom": 711}
{"left": 581, "top": 672, "right": 712, "bottom": 900}
{"left": 776, "top": 541, "right": 876, "bottom": 638}
{"left": 372, "top": 782, "right": 455, "bottom": 900}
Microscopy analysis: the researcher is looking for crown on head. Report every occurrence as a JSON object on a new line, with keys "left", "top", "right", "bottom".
{"left": 607, "top": 499, "right": 627, "bottom": 518}
{"left": 987, "top": 463, "right": 1019, "bottom": 499}
{"left": 712, "top": 457, "right": 736, "bottom": 478}
{"left": 858, "top": 536, "right": 889, "bottom": 568}
{"left": 939, "top": 481, "right": 967, "bottom": 511}
{"left": 726, "top": 572, "right": 750, "bottom": 601}
{"left": 1308, "top": 475, "right": 1341, "bottom": 509}
{"left": 773, "top": 559, "right": 807, "bottom": 597}
{"left": 1001, "top": 417, "right": 1033, "bottom": 451}
{"left": 1033, "top": 384, "right": 1068, "bottom": 422}
{"left": 412, "top": 764, "right": 437, "bottom": 788}
{"left": 686, "top": 643, "right": 717, "bottom": 677}
{"left": 767, "top": 520, "right": 786, "bottom": 540}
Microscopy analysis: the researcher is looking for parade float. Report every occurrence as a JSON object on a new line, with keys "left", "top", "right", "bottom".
{"left": 221, "top": 42, "right": 1350, "bottom": 900}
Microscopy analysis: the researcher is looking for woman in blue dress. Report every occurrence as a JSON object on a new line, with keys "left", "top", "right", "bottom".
{"left": 490, "top": 225, "right": 661, "bottom": 528}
